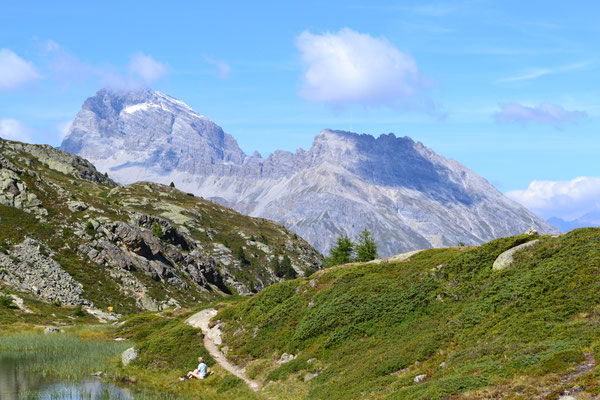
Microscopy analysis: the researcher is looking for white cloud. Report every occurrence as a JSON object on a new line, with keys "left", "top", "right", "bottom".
{"left": 506, "top": 177, "right": 600, "bottom": 220}
{"left": 0, "top": 118, "right": 33, "bottom": 143}
{"left": 129, "top": 52, "right": 168, "bottom": 84}
{"left": 46, "top": 45, "right": 95, "bottom": 84}
{"left": 41, "top": 42, "right": 169, "bottom": 90}
{"left": 296, "top": 28, "right": 433, "bottom": 110}
{"left": 498, "top": 62, "right": 589, "bottom": 83}
{"left": 0, "top": 49, "right": 41, "bottom": 90}
{"left": 494, "top": 102, "right": 587, "bottom": 129}
{"left": 204, "top": 57, "right": 231, "bottom": 79}
{"left": 57, "top": 120, "right": 73, "bottom": 140}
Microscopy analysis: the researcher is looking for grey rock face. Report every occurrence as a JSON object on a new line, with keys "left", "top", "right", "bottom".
{"left": 0, "top": 155, "right": 47, "bottom": 218}
{"left": 77, "top": 214, "right": 231, "bottom": 295}
{"left": 61, "top": 89, "right": 245, "bottom": 176}
{"left": 0, "top": 239, "right": 88, "bottom": 306}
{"left": 61, "top": 89, "right": 560, "bottom": 257}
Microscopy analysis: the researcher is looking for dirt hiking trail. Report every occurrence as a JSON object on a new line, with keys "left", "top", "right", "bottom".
{"left": 185, "top": 308, "right": 260, "bottom": 392}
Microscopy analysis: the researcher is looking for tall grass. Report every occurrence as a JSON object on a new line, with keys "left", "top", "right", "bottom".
{"left": 18, "top": 387, "right": 197, "bottom": 400}
{"left": 0, "top": 332, "right": 130, "bottom": 380}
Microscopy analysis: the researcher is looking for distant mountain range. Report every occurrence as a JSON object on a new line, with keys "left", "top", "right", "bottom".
{"left": 60, "top": 89, "right": 559, "bottom": 256}
{"left": 547, "top": 211, "right": 600, "bottom": 232}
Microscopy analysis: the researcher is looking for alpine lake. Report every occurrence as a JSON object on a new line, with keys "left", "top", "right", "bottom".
{"left": 0, "top": 332, "right": 179, "bottom": 400}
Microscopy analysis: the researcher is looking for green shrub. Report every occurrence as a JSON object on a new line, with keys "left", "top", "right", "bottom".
{"left": 534, "top": 349, "right": 585, "bottom": 375}
{"left": 0, "top": 293, "right": 13, "bottom": 308}
{"left": 73, "top": 305, "right": 86, "bottom": 317}
{"left": 216, "top": 375, "right": 244, "bottom": 393}
{"left": 85, "top": 221, "right": 96, "bottom": 236}
{"left": 151, "top": 221, "right": 164, "bottom": 239}
{"left": 266, "top": 358, "right": 307, "bottom": 381}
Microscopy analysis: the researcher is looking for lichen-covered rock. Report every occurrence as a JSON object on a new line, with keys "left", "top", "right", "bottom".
{"left": 0, "top": 161, "right": 47, "bottom": 217}
{"left": 0, "top": 239, "right": 89, "bottom": 306}
{"left": 6, "top": 141, "right": 115, "bottom": 186}
{"left": 492, "top": 240, "right": 539, "bottom": 270}
{"left": 278, "top": 353, "right": 295, "bottom": 364}
{"left": 525, "top": 227, "right": 539, "bottom": 235}
{"left": 67, "top": 200, "right": 89, "bottom": 212}
{"left": 121, "top": 347, "right": 138, "bottom": 366}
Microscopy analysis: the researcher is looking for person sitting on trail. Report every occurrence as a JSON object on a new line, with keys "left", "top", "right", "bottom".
{"left": 180, "top": 356, "right": 211, "bottom": 381}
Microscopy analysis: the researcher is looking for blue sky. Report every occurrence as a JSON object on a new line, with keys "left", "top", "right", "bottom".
{"left": 1, "top": 1, "right": 599, "bottom": 221}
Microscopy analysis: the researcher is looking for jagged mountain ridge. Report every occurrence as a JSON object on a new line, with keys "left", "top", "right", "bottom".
{"left": 60, "top": 89, "right": 559, "bottom": 257}
{"left": 0, "top": 138, "right": 322, "bottom": 312}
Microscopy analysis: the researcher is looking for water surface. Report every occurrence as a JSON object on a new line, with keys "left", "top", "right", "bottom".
{"left": 0, "top": 355, "right": 132, "bottom": 400}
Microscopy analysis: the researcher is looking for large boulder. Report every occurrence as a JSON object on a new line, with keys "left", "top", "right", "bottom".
{"left": 492, "top": 240, "right": 539, "bottom": 270}
{"left": 122, "top": 347, "right": 138, "bottom": 366}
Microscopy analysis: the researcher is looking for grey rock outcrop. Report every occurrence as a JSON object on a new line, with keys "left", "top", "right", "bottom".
{"left": 0, "top": 155, "right": 47, "bottom": 218}
{"left": 77, "top": 216, "right": 231, "bottom": 295}
{"left": 61, "top": 89, "right": 559, "bottom": 257}
{"left": 2, "top": 141, "right": 114, "bottom": 187}
{"left": 0, "top": 239, "right": 89, "bottom": 306}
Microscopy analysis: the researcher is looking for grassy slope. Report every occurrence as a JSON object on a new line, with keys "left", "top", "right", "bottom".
{"left": 111, "top": 302, "right": 259, "bottom": 399}
{"left": 217, "top": 229, "right": 600, "bottom": 399}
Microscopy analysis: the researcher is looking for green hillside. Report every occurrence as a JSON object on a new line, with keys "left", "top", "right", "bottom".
{"left": 216, "top": 229, "right": 600, "bottom": 399}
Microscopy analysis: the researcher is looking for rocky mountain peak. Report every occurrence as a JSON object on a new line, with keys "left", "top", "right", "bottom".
{"left": 61, "top": 88, "right": 247, "bottom": 178}
{"left": 60, "top": 89, "right": 559, "bottom": 257}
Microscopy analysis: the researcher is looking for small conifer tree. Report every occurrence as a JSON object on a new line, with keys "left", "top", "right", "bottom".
{"left": 324, "top": 235, "right": 354, "bottom": 267}
{"left": 273, "top": 255, "right": 296, "bottom": 279}
{"left": 280, "top": 255, "right": 297, "bottom": 279}
{"left": 355, "top": 228, "right": 378, "bottom": 262}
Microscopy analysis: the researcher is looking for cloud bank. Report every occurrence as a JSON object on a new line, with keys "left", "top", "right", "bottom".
{"left": 129, "top": 52, "right": 168, "bottom": 84}
{"left": 0, "top": 49, "right": 41, "bottom": 90}
{"left": 0, "top": 118, "right": 33, "bottom": 143}
{"left": 494, "top": 102, "right": 587, "bottom": 129}
{"left": 41, "top": 42, "right": 169, "bottom": 90}
{"left": 506, "top": 177, "right": 600, "bottom": 221}
{"left": 296, "top": 28, "right": 433, "bottom": 110}
{"left": 100, "top": 52, "right": 169, "bottom": 90}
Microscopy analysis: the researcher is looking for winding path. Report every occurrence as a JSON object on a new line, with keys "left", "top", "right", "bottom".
{"left": 185, "top": 308, "right": 261, "bottom": 392}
